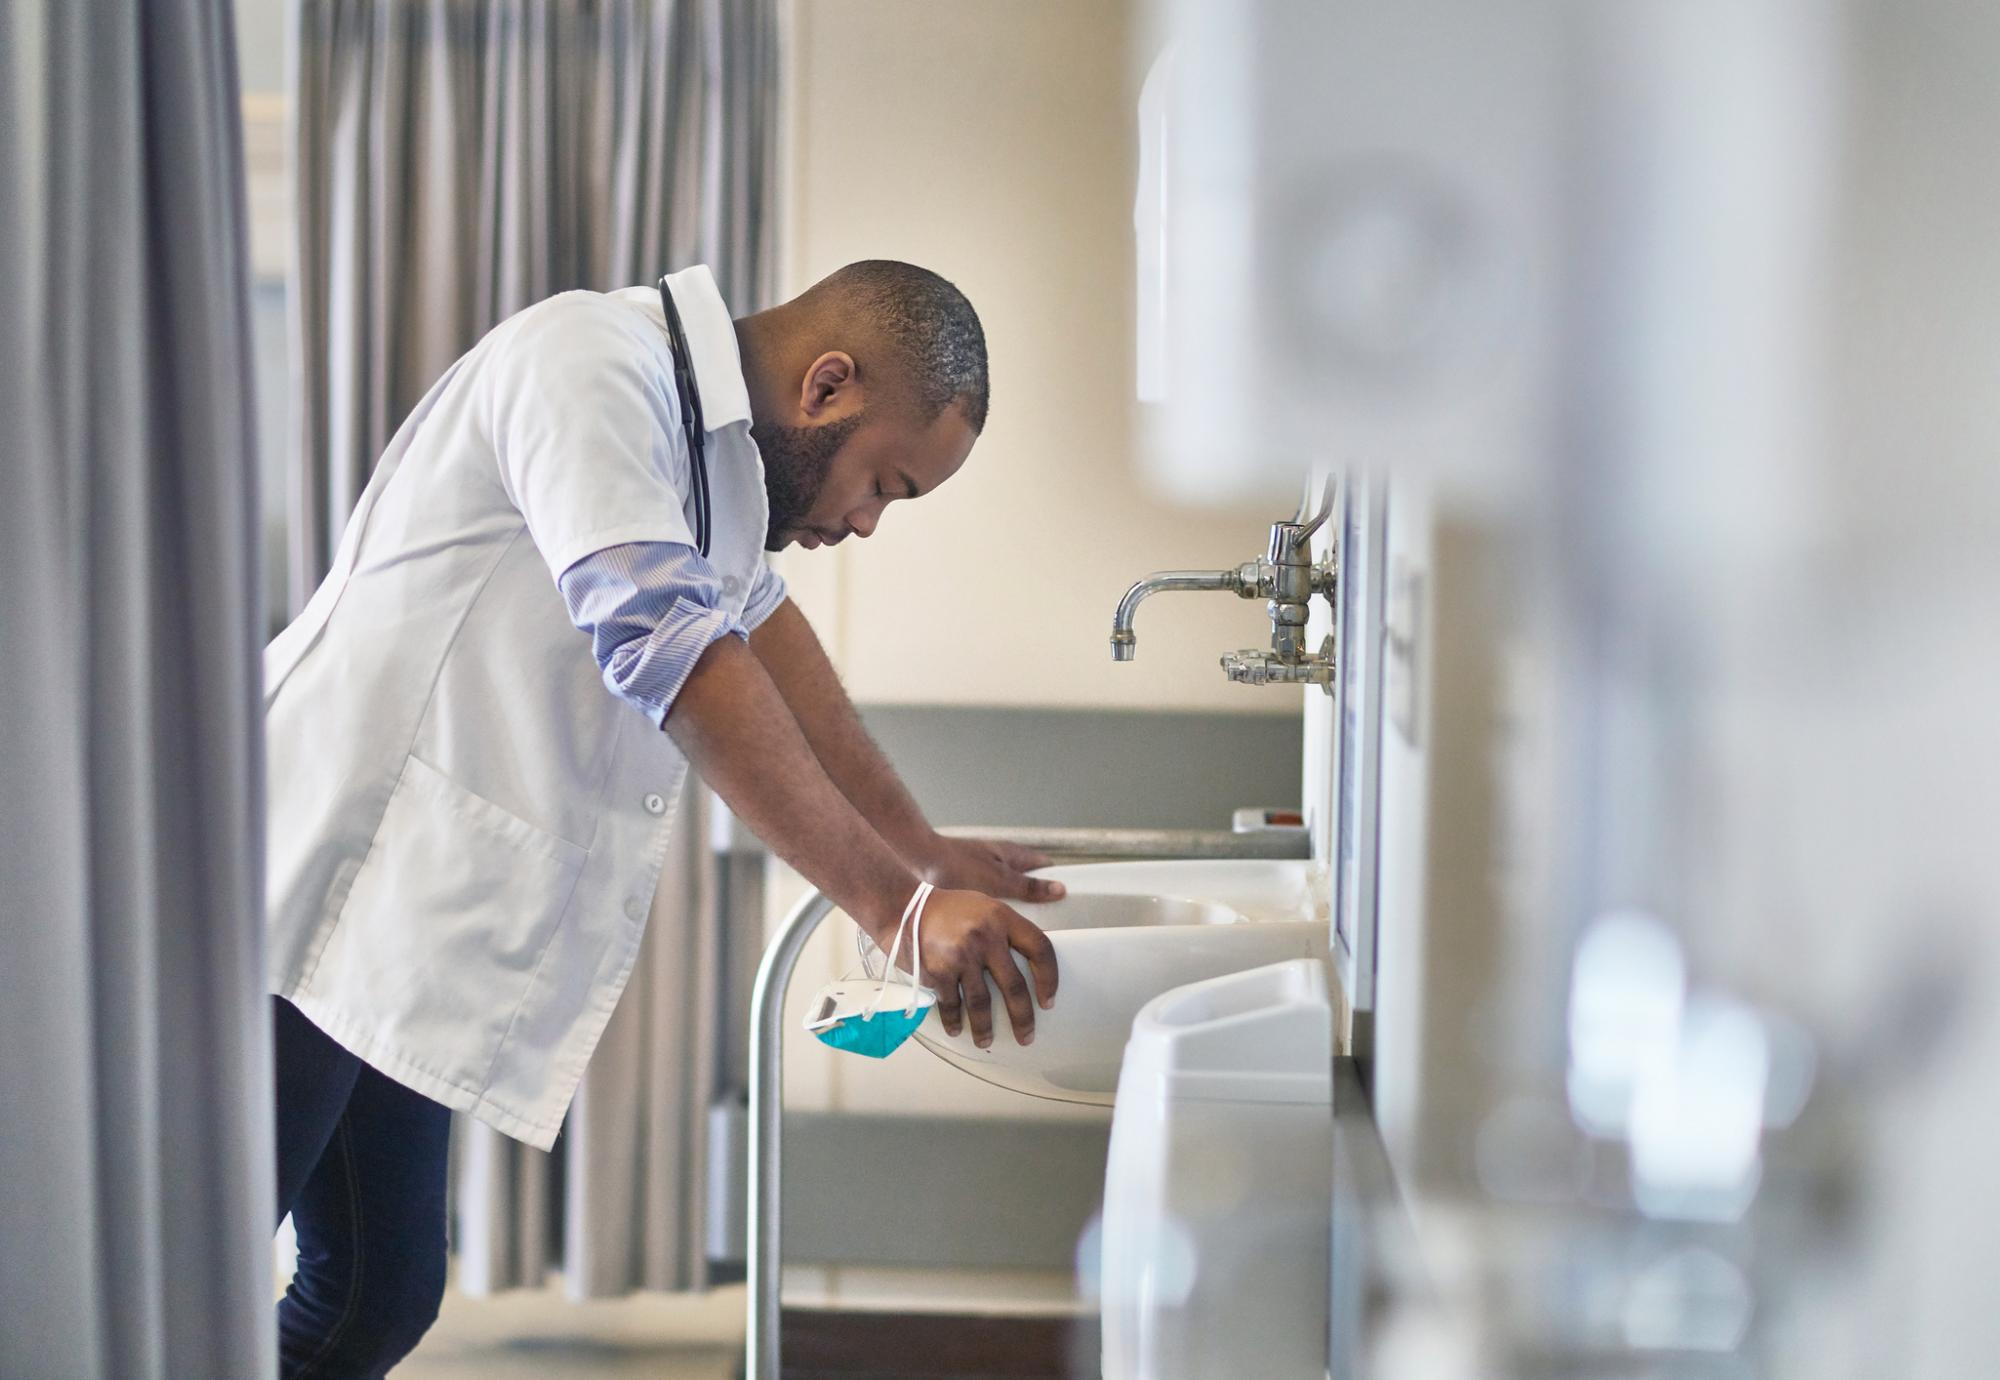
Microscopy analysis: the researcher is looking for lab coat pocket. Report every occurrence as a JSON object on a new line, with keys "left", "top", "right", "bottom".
{"left": 312, "top": 752, "right": 589, "bottom": 1086}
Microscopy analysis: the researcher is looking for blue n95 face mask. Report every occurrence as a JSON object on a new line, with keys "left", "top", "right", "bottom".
{"left": 803, "top": 882, "right": 937, "bottom": 1060}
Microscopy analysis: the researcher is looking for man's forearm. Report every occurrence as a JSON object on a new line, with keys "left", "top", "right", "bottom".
{"left": 664, "top": 633, "right": 916, "bottom": 940}
{"left": 746, "top": 599, "right": 938, "bottom": 866}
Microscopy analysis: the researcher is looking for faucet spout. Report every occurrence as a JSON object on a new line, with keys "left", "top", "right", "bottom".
{"left": 1111, "top": 568, "right": 1251, "bottom": 660}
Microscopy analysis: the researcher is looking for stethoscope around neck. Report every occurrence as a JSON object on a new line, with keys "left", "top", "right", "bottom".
{"left": 656, "top": 276, "right": 712, "bottom": 558}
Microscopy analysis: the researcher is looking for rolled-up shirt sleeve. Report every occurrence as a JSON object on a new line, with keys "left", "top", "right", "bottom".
{"left": 740, "top": 564, "right": 789, "bottom": 632}
{"left": 559, "top": 542, "right": 746, "bottom": 726}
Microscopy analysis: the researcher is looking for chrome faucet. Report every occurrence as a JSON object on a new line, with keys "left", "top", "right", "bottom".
{"left": 1110, "top": 478, "right": 1338, "bottom": 692}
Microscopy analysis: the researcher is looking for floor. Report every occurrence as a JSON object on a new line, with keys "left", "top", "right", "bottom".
{"left": 395, "top": 1284, "right": 744, "bottom": 1379}
{"left": 393, "top": 1284, "right": 1101, "bottom": 1379}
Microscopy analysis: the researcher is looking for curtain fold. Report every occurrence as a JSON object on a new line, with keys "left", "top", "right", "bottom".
{"left": 290, "top": 0, "right": 777, "bottom": 1298}
{"left": 0, "top": 1, "right": 273, "bottom": 1375}
{"left": 290, "top": 0, "right": 778, "bottom": 610}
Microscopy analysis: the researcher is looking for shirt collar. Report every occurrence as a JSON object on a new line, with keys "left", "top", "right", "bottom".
{"left": 659, "top": 264, "right": 753, "bottom": 432}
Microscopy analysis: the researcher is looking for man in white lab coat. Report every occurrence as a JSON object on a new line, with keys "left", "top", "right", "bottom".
{"left": 263, "top": 260, "right": 1061, "bottom": 1375}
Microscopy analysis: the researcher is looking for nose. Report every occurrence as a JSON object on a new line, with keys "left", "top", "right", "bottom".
{"left": 847, "top": 508, "right": 879, "bottom": 540}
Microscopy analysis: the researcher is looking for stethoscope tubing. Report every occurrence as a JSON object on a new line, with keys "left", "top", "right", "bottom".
{"left": 656, "top": 277, "right": 712, "bottom": 558}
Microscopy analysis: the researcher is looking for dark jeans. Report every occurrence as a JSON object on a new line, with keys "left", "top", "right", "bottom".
{"left": 273, "top": 997, "right": 453, "bottom": 1379}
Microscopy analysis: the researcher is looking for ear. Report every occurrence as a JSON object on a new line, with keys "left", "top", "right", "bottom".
{"left": 799, "top": 351, "right": 857, "bottom": 419}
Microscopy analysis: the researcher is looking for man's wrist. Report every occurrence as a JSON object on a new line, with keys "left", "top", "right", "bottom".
{"left": 891, "top": 824, "right": 945, "bottom": 877}
{"left": 851, "top": 861, "right": 927, "bottom": 944}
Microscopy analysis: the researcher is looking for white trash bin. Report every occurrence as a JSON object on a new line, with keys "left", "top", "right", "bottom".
{"left": 1099, "top": 958, "right": 1333, "bottom": 1380}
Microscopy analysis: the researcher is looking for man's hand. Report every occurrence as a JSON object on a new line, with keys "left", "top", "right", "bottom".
{"left": 917, "top": 834, "right": 1067, "bottom": 905}
{"left": 895, "top": 888, "right": 1058, "bottom": 1048}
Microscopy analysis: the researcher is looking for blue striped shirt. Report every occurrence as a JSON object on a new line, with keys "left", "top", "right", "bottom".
{"left": 558, "top": 543, "right": 788, "bottom": 726}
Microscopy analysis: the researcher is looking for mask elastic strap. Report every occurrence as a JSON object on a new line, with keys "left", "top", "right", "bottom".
{"left": 870, "top": 880, "right": 934, "bottom": 1018}
{"left": 902, "top": 885, "right": 931, "bottom": 1017}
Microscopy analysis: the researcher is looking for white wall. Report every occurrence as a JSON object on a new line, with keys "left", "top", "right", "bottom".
{"left": 773, "top": 0, "right": 1294, "bottom": 713}
{"left": 766, "top": 0, "right": 1326, "bottom": 1157}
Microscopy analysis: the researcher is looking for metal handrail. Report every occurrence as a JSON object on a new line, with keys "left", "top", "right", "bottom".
{"left": 744, "top": 824, "right": 1309, "bottom": 1379}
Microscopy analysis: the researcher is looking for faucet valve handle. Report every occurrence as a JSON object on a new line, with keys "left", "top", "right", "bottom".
{"left": 1293, "top": 472, "right": 1336, "bottom": 533}
{"left": 1270, "top": 475, "right": 1337, "bottom": 566}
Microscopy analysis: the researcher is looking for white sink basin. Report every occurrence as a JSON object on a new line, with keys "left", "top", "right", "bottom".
{"left": 862, "top": 859, "right": 1329, "bottom": 1104}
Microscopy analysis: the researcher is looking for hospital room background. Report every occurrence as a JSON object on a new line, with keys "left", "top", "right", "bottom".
{"left": 4, "top": 1, "right": 2000, "bottom": 1378}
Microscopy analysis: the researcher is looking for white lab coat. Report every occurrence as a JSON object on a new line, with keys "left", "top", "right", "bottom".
{"left": 264, "top": 266, "right": 767, "bottom": 1149}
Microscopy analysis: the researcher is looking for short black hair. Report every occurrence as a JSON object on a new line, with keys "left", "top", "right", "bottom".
{"left": 813, "top": 260, "right": 989, "bottom": 432}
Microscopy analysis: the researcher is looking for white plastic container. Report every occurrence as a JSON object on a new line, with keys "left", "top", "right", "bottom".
{"left": 1099, "top": 958, "right": 1333, "bottom": 1380}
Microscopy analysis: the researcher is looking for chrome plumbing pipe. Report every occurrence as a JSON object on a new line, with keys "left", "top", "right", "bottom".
{"left": 744, "top": 825, "right": 1309, "bottom": 1379}
{"left": 746, "top": 885, "right": 836, "bottom": 1380}
{"left": 1111, "top": 567, "right": 1262, "bottom": 660}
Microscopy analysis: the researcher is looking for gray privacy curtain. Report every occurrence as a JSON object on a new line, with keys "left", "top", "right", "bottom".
{"left": 289, "top": 0, "right": 779, "bottom": 610}
{"left": 290, "top": 0, "right": 778, "bottom": 1296}
{"left": 0, "top": 2, "right": 273, "bottom": 1377}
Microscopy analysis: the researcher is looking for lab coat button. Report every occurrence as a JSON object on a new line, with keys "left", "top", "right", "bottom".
{"left": 643, "top": 792, "right": 667, "bottom": 815}
{"left": 624, "top": 897, "right": 646, "bottom": 921}
{"left": 721, "top": 575, "right": 742, "bottom": 598}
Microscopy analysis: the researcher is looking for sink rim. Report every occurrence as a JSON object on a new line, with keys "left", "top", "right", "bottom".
{"left": 1024, "top": 856, "right": 1323, "bottom": 927}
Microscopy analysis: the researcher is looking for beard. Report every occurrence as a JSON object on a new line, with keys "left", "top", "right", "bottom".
{"left": 751, "top": 413, "right": 862, "bottom": 550}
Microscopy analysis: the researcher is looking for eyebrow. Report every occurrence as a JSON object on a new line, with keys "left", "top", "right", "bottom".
{"left": 897, "top": 470, "right": 920, "bottom": 500}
